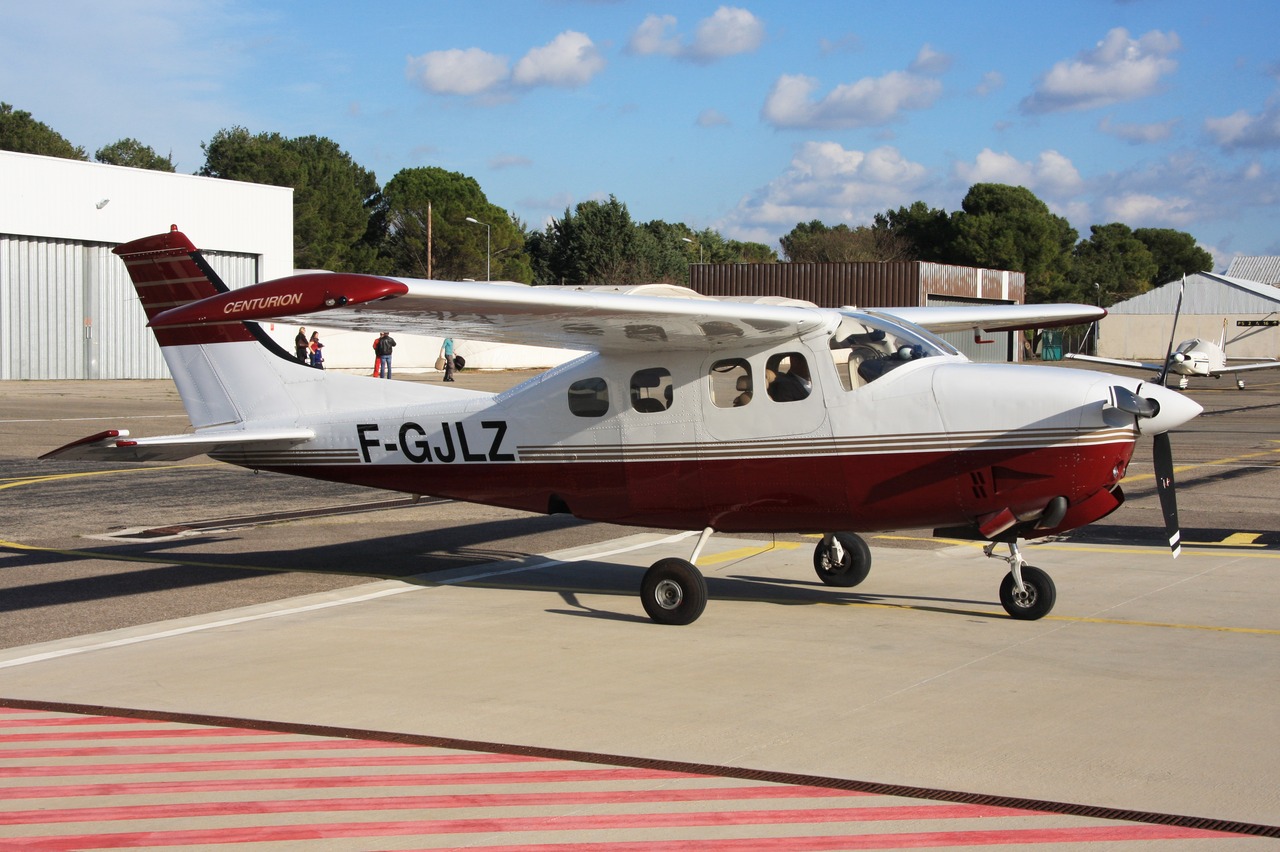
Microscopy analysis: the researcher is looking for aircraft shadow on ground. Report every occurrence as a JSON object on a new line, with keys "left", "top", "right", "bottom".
{"left": 0, "top": 518, "right": 1001, "bottom": 622}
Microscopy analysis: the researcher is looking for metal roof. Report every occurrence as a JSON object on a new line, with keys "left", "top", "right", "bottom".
{"left": 1106, "top": 272, "right": 1280, "bottom": 315}
{"left": 1225, "top": 256, "right": 1280, "bottom": 285}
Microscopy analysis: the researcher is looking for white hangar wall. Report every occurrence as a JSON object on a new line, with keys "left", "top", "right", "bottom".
{"left": 0, "top": 151, "right": 292, "bottom": 379}
{"left": 1098, "top": 272, "right": 1280, "bottom": 360}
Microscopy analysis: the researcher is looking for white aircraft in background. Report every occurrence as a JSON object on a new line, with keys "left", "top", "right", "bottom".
{"left": 43, "top": 227, "right": 1201, "bottom": 625}
{"left": 1068, "top": 323, "right": 1280, "bottom": 389}
{"left": 1067, "top": 279, "right": 1280, "bottom": 389}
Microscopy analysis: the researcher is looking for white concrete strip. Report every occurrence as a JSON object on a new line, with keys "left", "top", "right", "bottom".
{"left": 0, "top": 531, "right": 697, "bottom": 670}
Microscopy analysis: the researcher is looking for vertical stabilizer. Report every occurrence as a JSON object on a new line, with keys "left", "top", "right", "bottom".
{"left": 114, "top": 227, "right": 306, "bottom": 428}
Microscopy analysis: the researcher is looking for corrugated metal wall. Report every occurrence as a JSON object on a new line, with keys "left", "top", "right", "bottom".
{"left": 1, "top": 234, "right": 258, "bottom": 380}
{"left": 688, "top": 262, "right": 1024, "bottom": 362}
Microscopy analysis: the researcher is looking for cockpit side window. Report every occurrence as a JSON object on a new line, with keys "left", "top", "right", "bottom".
{"left": 709, "top": 358, "right": 752, "bottom": 408}
{"left": 830, "top": 313, "right": 949, "bottom": 390}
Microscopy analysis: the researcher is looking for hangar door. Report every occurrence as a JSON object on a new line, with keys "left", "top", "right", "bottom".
{"left": 0, "top": 235, "right": 257, "bottom": 379}
{"left": 926, "top": 294, "right": 1016, "bottom": 363}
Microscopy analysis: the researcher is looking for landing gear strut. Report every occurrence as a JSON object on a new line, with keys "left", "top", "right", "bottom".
{"left": 984, "top": 539, "right": 1057, "bottom": 620}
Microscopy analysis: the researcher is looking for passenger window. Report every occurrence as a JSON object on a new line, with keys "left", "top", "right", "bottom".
{"left": 568, "top": 377, "right": 609, "bottom": 417}
{"left": 630, "top": 368, "right": 672, "bottom": 413}
{"left": 709, "top": 358, "right": 752, "bottom": 408}
{"left": 765, "top": 353, "right": 812, "bottom": 402}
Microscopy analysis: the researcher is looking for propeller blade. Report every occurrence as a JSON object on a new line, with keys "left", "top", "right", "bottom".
{"left": 1153, "top": 431, "right": 1182, "bottom": 558}
{"left": 1157, "top": 276, "right": 1186, "bottom": 387}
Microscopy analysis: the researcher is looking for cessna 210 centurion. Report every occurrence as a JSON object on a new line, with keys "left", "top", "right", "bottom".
{"left": 44, "top": 228, "right": 1202, "bottom": 625}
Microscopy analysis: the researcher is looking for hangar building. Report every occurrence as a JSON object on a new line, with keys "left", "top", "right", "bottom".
{"left": 1098, "top": 272, "right": 1280, "bottom": 360}
{"left": 0, "top": 150, "right": 292, "bottom": 380}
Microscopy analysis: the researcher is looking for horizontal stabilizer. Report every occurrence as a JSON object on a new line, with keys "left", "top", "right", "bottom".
{"left": 42, "top": 428, "right": 315, "bottom": 462}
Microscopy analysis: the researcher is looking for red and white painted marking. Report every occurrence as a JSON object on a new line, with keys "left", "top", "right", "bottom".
{"left": 0, "top": 705, "right": 1237, "bottom": 850}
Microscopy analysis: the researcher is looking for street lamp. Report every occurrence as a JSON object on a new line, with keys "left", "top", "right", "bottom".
{"left": 465, "top": 216, "right": 491, "bottom": 281}
{"left": 681, "top": 237, "right": 703, "bottom": 263}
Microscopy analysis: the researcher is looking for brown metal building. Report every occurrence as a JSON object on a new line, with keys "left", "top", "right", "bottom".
{"left": 689, "top": 261, "right": 1027, "bottom": 362}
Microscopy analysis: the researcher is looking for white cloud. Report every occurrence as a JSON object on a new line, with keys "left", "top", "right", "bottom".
{"left": 689, "top": 6, "right": 765, "bottom": 62}
{"left": 953, "top": 148, "right": 1083, "bottom": 196}
{"left": 1021, "top": 28, "right": 1180, "bottom": 114}
{"left": 489, "top": 154, "right": 532, "bottom": 170}
{"left": 720, "top": 142, "right": 931, "bottom": 239}
{"left": 1103, "top": 193, "right": 1197, "bottom": 227}
{"left": 513, "top": 31, "right": 606, "bottom": 89}
{"left": 762, "top": 70, "right": 942, "bottom": 129}
{"left": 405, "top": 47, "right": 509, "bottom": 96}
{"left": 627, "top": 14, "right": 681, "bottom": 57}
{"left": 909, "top": 44, "right": 952, "bottom": 75}
{"left": 1205, "top": 100, "right": 1280, "bottom": 150}
{"left": 627, "top": 6, "right": 764, "bottom": 63}
{"left": 696, "top": 108, "right": 732, "bottom": 127}
{"left": 976, "top": 71, "right": 1004, "bottom": 97}
{"left": 1099, "top": 115, "right": 1179, "bottom": 144}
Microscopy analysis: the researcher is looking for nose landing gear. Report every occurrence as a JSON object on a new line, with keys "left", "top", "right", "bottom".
{"left": 984, "top": 539, "right": 1057, "bottom": 620}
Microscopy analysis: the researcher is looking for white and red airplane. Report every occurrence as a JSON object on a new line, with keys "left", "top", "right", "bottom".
{"left": 44, "top": 227, "right": 1202, "bottom": 625}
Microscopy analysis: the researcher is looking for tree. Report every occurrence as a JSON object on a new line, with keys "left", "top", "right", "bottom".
{"left": 780, "top": 220, "right": 908, "bottom": 262}
{"left": 0, "top": 102, "right": 86, "bottom": 160}
{"left": 949, "top": 184, "right": 1078, "bottom": 303}
{"left": 1133, "top": 228, "right": 1214, "bottom": 285}
{"left": 378, "top": 167, "right": 529, "bottom": 282}
{"left": 199, "top": 127, "right": 379, "bottom": 271}
{"left": 1071, "top": 223, "right": 1159, "bottom": 305}
{"left": 95, "top": 138, "right": 175, "bottom": 172}
{"left": 874, "top": 201, "right": 955, "bottom": 262}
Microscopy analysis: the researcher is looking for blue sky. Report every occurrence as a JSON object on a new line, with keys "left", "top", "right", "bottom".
{"left": 4, "top": 0, "right": 1279, "bottom": 268}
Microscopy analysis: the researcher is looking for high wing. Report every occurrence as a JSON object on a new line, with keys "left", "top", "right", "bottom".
{"left": 1063, "top": 353, "right": 1165, "bottom": 372}
{"left": 877, "top": 304, "right": 1105, "bottom": 335}
{"left": 149, "top": 273, "right": 835, "bottom": 353}
{"left": 41, "top": 427, "right": 315, "bottom": 462}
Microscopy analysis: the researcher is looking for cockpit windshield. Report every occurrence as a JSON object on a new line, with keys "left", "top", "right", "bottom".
{"left": 829, "top": 311, "right": 958, "bottom": 390}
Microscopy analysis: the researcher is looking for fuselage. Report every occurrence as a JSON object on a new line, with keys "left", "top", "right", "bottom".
{"left": 211, "top": 311, "right": 1198, "bottom": 538}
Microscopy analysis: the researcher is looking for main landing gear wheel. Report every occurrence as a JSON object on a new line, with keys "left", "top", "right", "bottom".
{"left": 999, "top": 565, "right": 1056, "bottom": 620}
{"left": 641, "top": 558, "right": 708, "bottom": 625}
{"left": 813, "top": 532, "right": 871, "bottom": 587}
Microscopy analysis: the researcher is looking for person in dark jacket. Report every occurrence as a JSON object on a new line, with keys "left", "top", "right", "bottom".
{"left": 375, "top": 331, "right": 396, "bottom": 378}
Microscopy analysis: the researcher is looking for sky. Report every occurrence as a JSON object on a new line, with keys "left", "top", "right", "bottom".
{"left": 3, "top": 0, "right": 1279, "bottom": 270}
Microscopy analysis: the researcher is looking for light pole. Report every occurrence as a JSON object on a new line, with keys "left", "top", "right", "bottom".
{"left": 465, "top": 216, "right": 491, "bottom": 281}
{"left": 682, "top": 236, "right": 703, "bottom": 263}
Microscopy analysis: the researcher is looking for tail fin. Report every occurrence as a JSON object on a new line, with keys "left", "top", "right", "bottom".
{"left": 115, "top": 228, "right": 316, "bottom": 428}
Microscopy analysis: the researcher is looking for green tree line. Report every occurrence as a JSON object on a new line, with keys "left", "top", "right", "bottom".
{"left": 3, "top": 102, "right": 1211, "bottom": 302}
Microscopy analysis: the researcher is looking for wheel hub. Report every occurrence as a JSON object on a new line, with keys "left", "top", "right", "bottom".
{"left": 653, "top": 579, "right": 684, "bottom": 610}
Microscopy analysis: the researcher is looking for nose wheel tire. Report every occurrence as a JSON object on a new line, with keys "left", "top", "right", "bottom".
{"left": 641, "top": 558, "right": 708, "bottom": 625}
{"left": 999, "top": 565, "right": 1056, "bottom": 620}
{"left": 813, "top": 532, "right": 871, "bottom": 587}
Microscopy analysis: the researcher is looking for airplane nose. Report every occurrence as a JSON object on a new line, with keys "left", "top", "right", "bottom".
{"left": 1135, "top": 382, "right": 1202, "bottom": 435}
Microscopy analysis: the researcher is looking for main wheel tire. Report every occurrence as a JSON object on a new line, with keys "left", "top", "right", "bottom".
{"left": 999, "top": 565, "right": 1057, "bottom": 620}
{"left": 813, "top": 532, "right": 871, "bottom": 587}
{"left": 641, "top": 558, "right": 708, "bottom": 625}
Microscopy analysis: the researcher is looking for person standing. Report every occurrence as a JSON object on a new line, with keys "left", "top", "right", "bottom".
{"left": 375, "top": 331, "right": 396, "bottom": 379}
{"left": 294, "top": 327, "right": 308, "bottom": 363}
{"left": 441, "top": 337, "right": 456, "bottom": 382}
{"left": 308, "top": 331, "right": 324, "bottom": 369}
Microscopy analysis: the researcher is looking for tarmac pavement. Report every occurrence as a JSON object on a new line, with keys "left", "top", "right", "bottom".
{"left": 1, "top": 367, "right": 1278, "bottom": 848}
